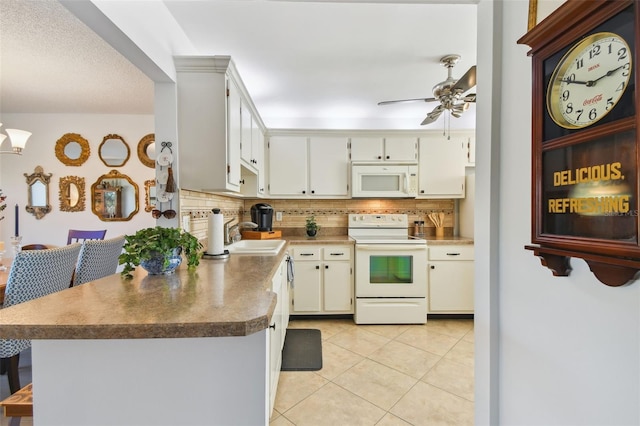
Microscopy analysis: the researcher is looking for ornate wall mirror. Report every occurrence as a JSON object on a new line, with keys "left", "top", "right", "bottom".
{"left": 98, "top": 134, "right": 130, "bottom": 167}
{"left": 91, "top": 170, "right": 139, "bottom": 221}
{"left": 144, "top": 179, "right": 156, "bottom": 212}
{"left": 59, "top": 176, "right": 86, "bottom": 212}
{"left": 55, "top": 133, "right": 90, "bottom": 166}
{"left": 24, "top": 166, "right": 52, "bottom": 219}
{"left": 137, "top": 133, "right": 156, "bottom": 168}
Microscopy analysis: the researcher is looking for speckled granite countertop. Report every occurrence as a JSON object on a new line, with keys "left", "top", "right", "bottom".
{"left": 286, "top": 235, "right": 354, "bottom": 245}
{"left": 0, "top": 246, "right": 290, "bottom": 340}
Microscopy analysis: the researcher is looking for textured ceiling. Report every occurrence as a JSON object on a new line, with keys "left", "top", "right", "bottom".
{"left": 0, "top": 0, "right": 477, "bottom": 130}
{"left": 0, "top": 0, "right": 154, "bottom": 115}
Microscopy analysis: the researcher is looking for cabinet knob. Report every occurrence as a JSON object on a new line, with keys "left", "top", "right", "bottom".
{"left": 377, "top": 156, "right": 382, "bottom": 159}
{"left": 311, "top": 190, "right": 315, "bottom": 194}
{"left": 420, "top": 190, "right": 425, "bottom": 194}
{"left": 269, "top": 323, "right": 276, "bottom": 330}
{"left": 315, "top": 265, "right": 320, "bottom": 270}
{"left": 386, "top": 155, "right": 390, "bottom": 159}
{"left": 430, "top": 265, "right": 435, "bottom": 269}
{"left": 302, "top": 190, "right": 306, "bottom": 194}
{"left": 325, "top": 265, "right": 329, "bottom": 269}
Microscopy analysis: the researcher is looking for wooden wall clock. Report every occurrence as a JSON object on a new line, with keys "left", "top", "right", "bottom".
{"left": 519, "top": 0, "right": 640, "bottom": 286}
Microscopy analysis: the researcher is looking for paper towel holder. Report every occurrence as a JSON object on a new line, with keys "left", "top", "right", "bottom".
{"left": 203, "top": 208, "right": 230, "bottom": 260}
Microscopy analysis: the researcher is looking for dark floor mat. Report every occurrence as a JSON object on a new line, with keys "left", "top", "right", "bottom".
{"left": 281, "top": 328, "right": 323, "bottom": 371}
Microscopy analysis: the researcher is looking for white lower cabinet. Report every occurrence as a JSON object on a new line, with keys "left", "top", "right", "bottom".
{"left": 291, "top": 245, "right": 353, "bottom": 314}
{"left": 427, "top": 245, "right": 474, "bottom": 313}
{"left": 269, "top": 256, "right": 290, "bottom": 416}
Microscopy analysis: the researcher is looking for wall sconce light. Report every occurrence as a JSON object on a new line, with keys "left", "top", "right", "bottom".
{"left": 0, "top": 123, "right": 31, "bottom": 155}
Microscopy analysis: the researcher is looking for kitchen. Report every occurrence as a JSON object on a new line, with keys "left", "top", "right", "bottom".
{"left": 2, "top": 1, "right": 639, "bottom": 426}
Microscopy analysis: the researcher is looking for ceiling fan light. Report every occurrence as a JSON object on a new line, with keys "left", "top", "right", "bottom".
{"left": 5, "top": 128, "right": 31, "bottom": 152}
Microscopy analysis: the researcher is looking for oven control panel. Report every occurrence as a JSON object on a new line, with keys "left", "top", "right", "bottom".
{"left": 348, "top": 214, "right": 408, "bottom": 228}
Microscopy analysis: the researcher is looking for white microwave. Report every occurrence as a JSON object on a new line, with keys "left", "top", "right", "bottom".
{"left": 351, "top": 162, "right": 418, "bottom": 198}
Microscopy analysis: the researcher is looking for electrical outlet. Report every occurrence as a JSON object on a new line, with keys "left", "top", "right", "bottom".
{"left": 276, "top": 211, "right": 283, "bottom": 221}
{"left": 182, "top": 215, "right": 191, "bottom": 232}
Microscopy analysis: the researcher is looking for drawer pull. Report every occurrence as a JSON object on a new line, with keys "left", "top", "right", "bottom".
{"left": 446, "top": 253, "right": 461, "bottom": 256}
{"left": 329, "top": 253, "right": 345, "bottom": 256}
{"left": 300, "top": 253, "right": 315, "bottom": 256}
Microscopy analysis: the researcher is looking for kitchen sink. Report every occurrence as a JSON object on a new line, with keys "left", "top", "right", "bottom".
{"left": 226, "top": 239, "right": 286, "bottom": 255}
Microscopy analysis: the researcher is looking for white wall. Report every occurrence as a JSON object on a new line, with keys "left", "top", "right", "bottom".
{"left": 485, "top": 1, "right": 640, "bottom": 424}
{"left": 0, "top": 113, "right": 155, "bottom": 248}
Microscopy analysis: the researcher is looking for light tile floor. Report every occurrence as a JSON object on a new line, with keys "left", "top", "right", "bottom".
{"left": 271, "top": 317, "right": 474, "bottom": 426}
{"left": 0, "top": 317, "right": 473, "bottom": 426}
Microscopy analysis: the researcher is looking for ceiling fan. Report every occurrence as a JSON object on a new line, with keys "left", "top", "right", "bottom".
{"left": 378, "top": 54, "right": 477, "bottom": 126}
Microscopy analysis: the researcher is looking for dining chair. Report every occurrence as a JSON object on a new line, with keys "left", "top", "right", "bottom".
{"left": 21, "top": 244, "right": 50, "bottom": 250}
{"left": 0, "top": 243, "right": 82, "bottom": 394}
{"left": 73, "top": 236, "right": 125, "bottom": 286}
{"left": 66, "top": 229, "right": 107, "bottom": 245}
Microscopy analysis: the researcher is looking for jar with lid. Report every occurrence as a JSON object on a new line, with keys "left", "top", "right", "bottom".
{"left": 414, "top": 220, "right": 425, "bottom": 238}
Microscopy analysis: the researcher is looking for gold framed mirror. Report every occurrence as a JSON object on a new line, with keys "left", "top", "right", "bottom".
{"left": 137, "top": 133, "right": 156, "bottom": 168}
{"left": 91, "top": 170, "right": 139, "bottom": 221}
{"left": 55, "top": 133, "right": 91, "bottom": 166}
{"left": 24, "top": 166, "right": 52, "bottom": 219}
{"left": 144, "top": 179, "right": 156, "bottom": 212}
{"left": 59, "top": 176, "right": 86, "bottom": 212}
{"left": 98, "top": 134, "right": 130, "bottom": 167}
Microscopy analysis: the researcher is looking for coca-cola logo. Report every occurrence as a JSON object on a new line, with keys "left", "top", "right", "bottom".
{"left": 583, "top": 94, "right": 602, "bottom": 106}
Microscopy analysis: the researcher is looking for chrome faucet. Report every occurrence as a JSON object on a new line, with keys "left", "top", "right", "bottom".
{"left": 224, "top": 220, "right": 258, "bottom": 245}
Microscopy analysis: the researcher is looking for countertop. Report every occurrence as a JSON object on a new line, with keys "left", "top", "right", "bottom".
{"left": 285, "top": 235, "right": 354, "bottom": 244}
{"left": 0, "top": 246, "right": 289, "bottom": 340}
{"left": 421, "top": 236, "right": 474, "bottom": 245}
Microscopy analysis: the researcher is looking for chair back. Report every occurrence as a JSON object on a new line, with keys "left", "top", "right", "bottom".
{"left": 73, "top": 236, "right": 125, "bottom": 286}
{"left": 1, "top": 243, "right": 82, "bottom": 358}
{"left": 21, "top": 244, "right": 50, "bottom": 250}
{"left": 67, "top": 229, "right": 107, "bottom": 245}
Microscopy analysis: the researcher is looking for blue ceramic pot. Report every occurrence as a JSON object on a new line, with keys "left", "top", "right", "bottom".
{"left": 140, "top": 248, "right": 182, "bottom": 275}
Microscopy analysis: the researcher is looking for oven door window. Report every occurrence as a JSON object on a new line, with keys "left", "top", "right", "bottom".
{"left": 369, "top": 255, "right": 413, "bottom": 284}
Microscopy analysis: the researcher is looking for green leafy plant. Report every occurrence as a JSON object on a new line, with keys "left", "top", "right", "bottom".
{"left": 305, "top": 215, "right": 320, "bottom": 232}
{"left": 119, "top": 226, "right": 203, "bottom": 278}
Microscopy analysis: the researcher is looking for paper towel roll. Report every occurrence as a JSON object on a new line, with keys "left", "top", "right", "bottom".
{"left": 208, "top": 208, "right": 224, "bottom": 255}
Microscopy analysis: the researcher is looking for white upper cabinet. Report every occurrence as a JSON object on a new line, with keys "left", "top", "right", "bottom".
{"left": 350, "top": 136, "right": 417, "bottom": 162}
{"left": 252, "top": 117, "right": 265, "bottom": 194}
{"left": 240, "top": 101, "right": 253, "bottom": 167}
{"left": 308, "top": 137, "right": 349, "bottom": 197}
{"left": 267, "top": 135, "right": 349, "bottom": 198}
{"left": 268, "top": 136, "right": 308, "bottom": 196}
{"left": 175, "top": 56, "right": 243, "bottom": 193}
{"left": 418, "top": 135, "right": 466, "bottom": 198}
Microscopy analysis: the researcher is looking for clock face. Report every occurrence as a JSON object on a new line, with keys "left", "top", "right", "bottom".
{"left": 546, "top": 32, "right": 632, "bottom": 129}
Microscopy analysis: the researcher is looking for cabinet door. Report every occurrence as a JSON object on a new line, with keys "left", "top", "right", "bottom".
{"left": 428, "top": 261, "right": 474, "bottom": 313}
{"left": 384, "top": 137, "right": 417, "bottom": 162}
{"left": 227, "top": 78, "right": 242, "bottom": 188}
{"left": 268, "top": 136, "right": 308, "bottom": 196}
{"left": 309, "top": 137, "right": 349, "bottom": 196}
{"left": 418, "top": 137, "right": 465, "bottom": 198}
{"left": 240, "top": 102, "right": 253, "bottom": 165}
{"left": 252, "top": 119, "right": 265, "bottom": 194}
{"left": 350, "top": 137, "right": 384, "bottom": 161}
{"left": 323, "top": 261, "right": 353, "bottom": 312}
{"left": 292, "top": 261, "right": 322, "bottom": 312}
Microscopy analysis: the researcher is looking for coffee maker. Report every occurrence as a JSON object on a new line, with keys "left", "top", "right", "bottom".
{"left": 250, "top": 203, "right": 274, "bottom": 232}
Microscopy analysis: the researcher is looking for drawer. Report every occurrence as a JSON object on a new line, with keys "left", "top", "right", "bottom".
{"left": 322, "top": 246, "right": 352, "bottom": 261}
{"left": 293, "top": 247, "right": 321, "bottom": 260}
{"left": 428, "top": 245, "right": 474, "bottom": 260}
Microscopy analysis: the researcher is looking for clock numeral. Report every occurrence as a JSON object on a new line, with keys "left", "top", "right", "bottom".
{"left": 562, "top": 90, "right": 570, "bottom": 101}
{"left": 605, "top": 97, "right": 614, "bottom": 111}
{"left": 565, "top": 102, "right": 574, "bottom": 114}
{"left": 617, "top": 46, "right": 628, "bottom": 61}
{"left": 616, "top": 81, "right": 626, "bottom": 92}
{"left": 575, "top": 109, "right": 584, "bottom": 121}
{"left": 622, "top": 62, "right": 631, "bottom": 77}
{"left": 588, "top": 108, "right": 597, "bottom": 120}
{"left": 589, "top": 45, "right": 601, "bottom": 59}
{"left": 576, "top": 58, "right": 584, "bottom": 69}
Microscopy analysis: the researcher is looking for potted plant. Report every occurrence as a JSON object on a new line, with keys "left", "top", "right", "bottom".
{"left": 119, "top": 226, "right": 203, "bottom": 277}
{"left": 305, "top": 215, "right": 320, "bottom": 237}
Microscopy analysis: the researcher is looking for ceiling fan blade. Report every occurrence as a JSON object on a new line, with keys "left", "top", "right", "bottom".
{"left": 378, "top": 97, "right": 438, "bottom": 106}
{"left": 452, "top": 65, "right": 476, "bottom": 93}
{"left": 420, "top": 105, "right": 444, "bottom": 125}
{"left": 463, "top": 93, "right": 476, "bottom": 103}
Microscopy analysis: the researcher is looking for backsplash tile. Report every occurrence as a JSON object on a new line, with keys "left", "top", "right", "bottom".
{"left": 180, "top": 190, "right": 455, "bottom": 243}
